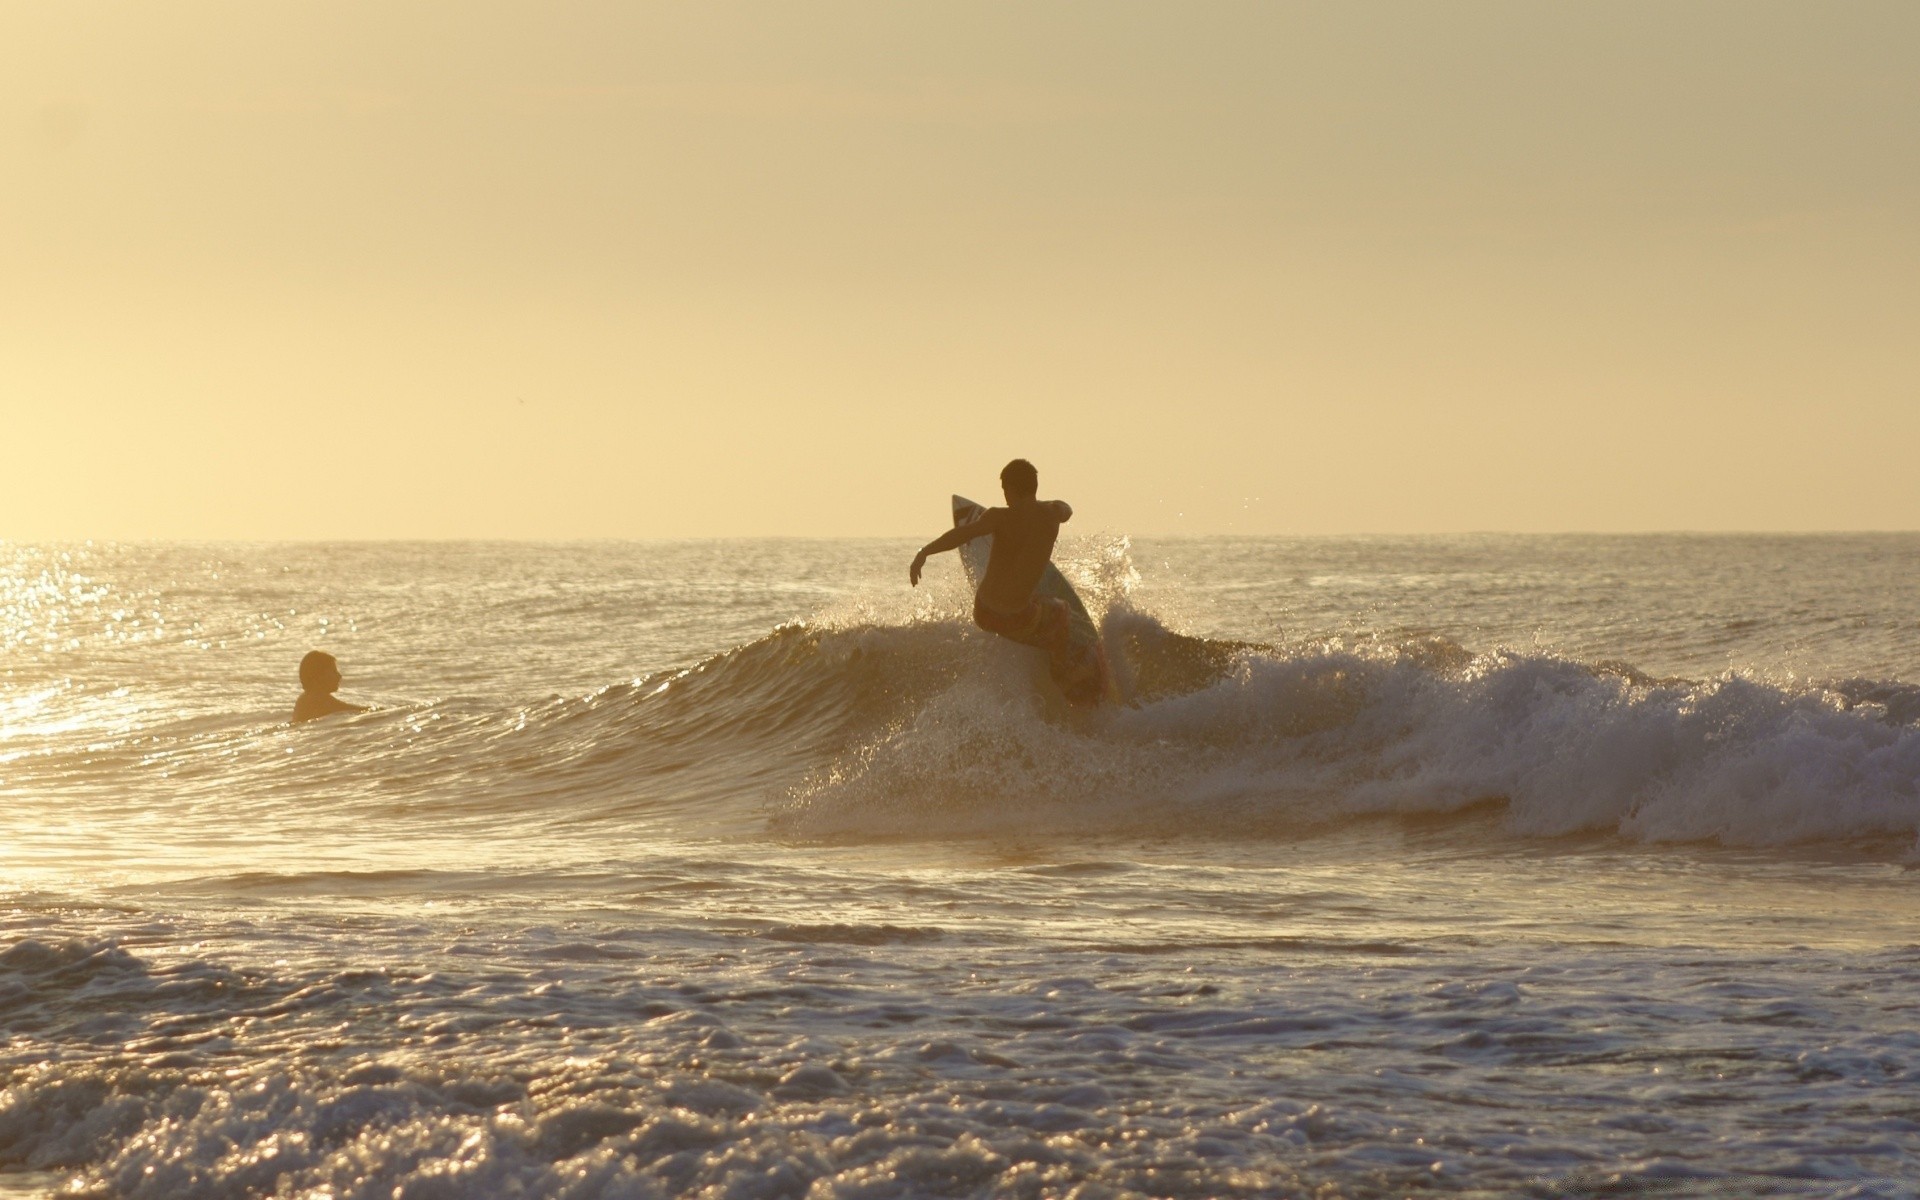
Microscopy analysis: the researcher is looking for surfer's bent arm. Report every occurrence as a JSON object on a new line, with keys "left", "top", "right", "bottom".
{"left": 909, "top": 512, "right": 999, "bottom": 586}
{"left": 1049, "top": 500, "right": 1072, "bottom": 523}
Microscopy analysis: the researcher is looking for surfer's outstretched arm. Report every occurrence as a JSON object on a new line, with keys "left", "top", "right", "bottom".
{"left": 910, "top": 511, "right": 999, "bottom": 586}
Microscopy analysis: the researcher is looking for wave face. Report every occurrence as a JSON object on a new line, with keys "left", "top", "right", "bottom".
{"left": 770, "top": 609, "right": 1920, "bottom": 848}
{"left": 22, "top": 608, "right": 1920, "bottom": 855}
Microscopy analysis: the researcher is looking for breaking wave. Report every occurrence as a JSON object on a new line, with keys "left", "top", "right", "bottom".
{"left": 25, "top": 604, "right": 1920, "bottom": 853}
{"left": 769, "top": 607, "right": 1920, "bottom": 849}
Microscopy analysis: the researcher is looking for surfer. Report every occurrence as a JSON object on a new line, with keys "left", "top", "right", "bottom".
{"left": 910, "top": 459, "right": 1080, "bottom": 674}
{"left": 292, "top": 650, "right": 369, "bottom": 723}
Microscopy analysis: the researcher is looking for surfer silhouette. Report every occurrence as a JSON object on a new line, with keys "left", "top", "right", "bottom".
{"left": 292, "top": 650, "right": 369, "bottom": 723}
{"left": 910, "top": 459, "right": 1092, "bottom": 691}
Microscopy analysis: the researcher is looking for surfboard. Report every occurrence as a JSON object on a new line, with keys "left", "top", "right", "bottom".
{"left": 951, "top": 495, "right": 1118, "bottom": 706}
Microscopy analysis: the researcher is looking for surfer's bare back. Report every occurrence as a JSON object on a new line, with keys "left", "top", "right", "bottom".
{"left": 910, "top": 458, "right": 1073, "bottom": 637}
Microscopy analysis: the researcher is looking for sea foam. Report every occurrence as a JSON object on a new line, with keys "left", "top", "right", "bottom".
{"left": 776, "top": 608, "right": 1920, "bottom": 849}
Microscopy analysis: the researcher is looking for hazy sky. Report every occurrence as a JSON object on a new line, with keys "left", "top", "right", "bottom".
{"left": 5, "top": 2, "right": 1917, "bottom": 538}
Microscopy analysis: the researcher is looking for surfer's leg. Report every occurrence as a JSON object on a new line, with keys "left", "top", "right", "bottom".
{"left": 1029, "top": 601, "right": 1112, "bottom": 705}
{"left": 1033, "top": 599, "right": 1074, "bottom": 670}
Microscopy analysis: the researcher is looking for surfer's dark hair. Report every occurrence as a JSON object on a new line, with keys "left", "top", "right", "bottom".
{"left": 299, "top": 650, "right": 337, "bottom": 691}
{"left": 1000, "top": 458, "right": 1039, "bottom": 499}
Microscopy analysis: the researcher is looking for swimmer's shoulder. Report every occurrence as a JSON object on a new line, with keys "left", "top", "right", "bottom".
{"left": 292, "top": 693, "right": 366, "bottom": 724}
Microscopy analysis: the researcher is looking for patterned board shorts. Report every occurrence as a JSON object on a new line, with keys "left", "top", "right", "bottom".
{"left": 972, "top": 594, "right": 1108, "bottom": 705}
{"left": 972, "top": 594, "right": 1068, "bottom": 646}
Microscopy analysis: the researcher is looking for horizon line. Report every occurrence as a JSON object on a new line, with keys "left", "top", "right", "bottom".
{"left": 7, "top": 529, "right": 1920, "bottom": 546}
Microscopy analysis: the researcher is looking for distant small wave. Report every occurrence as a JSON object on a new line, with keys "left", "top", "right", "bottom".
{"left": 760, "top": 923, "right": 947, "bottom": 946}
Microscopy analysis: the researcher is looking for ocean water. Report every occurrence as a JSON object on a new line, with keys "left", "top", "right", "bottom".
{"left": 4, "top": 535, "right": 1920, "bottom": 1199}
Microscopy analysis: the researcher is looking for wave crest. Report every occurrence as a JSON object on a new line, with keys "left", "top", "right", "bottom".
{"left": 38, "top": 592, "right": 1920, "bottom": 853}
{"left": 774, "top": 613, "right": 1920, "bottom": 850}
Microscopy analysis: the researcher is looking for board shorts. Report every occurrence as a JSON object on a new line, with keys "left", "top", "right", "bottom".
{"left": 973, "top": 594, "right": 1109, "bottom": 705}
{"left": 973, "top": 594, "right": 1072, "bottom": 657}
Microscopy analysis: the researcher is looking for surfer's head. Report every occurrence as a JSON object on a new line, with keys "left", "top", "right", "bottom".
{"left": 1000, "top": 458, "right": 1039, "bottom": 503}
{"left": 298, "top": 650, "right": 342, "bottom": 695}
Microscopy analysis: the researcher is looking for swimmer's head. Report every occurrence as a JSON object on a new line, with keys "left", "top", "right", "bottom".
{"left": 1000, "top": 458, "right": 1038, "bottom": 502}
{"left": 299, "top": 650, "right": 342, "bottom": 694}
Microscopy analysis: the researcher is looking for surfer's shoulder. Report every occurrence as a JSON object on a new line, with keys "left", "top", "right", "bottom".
{"left": 291, "top": 692, "right": 334, "bottom": 723}
{"left": 292, "top": 694, "right": 370, "bottom": 724}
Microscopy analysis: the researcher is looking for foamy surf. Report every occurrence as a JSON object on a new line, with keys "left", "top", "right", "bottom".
{"left": 752, "top": 609, "right": 1920, "bottom": 850}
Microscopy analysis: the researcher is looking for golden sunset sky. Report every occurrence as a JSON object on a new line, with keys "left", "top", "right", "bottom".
{"left": 4, "top": 2, "right": 1916, "bottom": 537}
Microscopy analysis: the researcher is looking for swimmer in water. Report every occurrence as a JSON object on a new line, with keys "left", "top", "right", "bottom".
{"left": 292, "top": 650, "right": 369, "bottom": 723}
